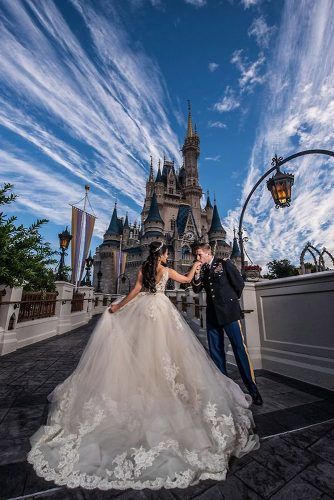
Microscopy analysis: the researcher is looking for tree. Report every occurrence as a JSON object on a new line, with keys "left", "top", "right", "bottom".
{"left": 304, "top": 262, "right": 317, "bottom": 273}
{"left": 0, "top": 183, "right": 59, "bottom": 291}
{"left": 263, "top": 259, "right": 300, "bottom": 280}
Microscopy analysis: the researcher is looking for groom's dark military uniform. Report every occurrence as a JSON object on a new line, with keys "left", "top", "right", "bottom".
{"left": 192, "top": 257, "right": 258, "bottom": 397}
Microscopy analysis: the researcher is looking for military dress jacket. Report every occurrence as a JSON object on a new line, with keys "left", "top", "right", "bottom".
{"left": 192, "top": 258, "right": 245, "bottom": 327}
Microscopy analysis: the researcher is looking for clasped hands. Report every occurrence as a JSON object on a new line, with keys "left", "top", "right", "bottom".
{"left": 108, "top": 303, "right": 120, "bottom": 314}
{"left": 192, "top": 261, "right": 202, "bottom": 279}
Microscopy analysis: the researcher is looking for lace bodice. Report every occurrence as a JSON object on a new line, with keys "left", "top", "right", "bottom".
{"left": 155, "top": 268, "right": 169, "bottom": 292}
{"left": 141, "top": 268, "right": 169, "bottom": 294}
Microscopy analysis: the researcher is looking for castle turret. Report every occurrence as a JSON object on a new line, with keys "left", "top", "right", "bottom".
{"left": 181, "top": 102, "right": 202, "bottom": 232}
{"left": 208, "top": 199, "right": 229, "bottom": 258}
{"left": 104, "top": 202, "right": 121, "bottom": 242}
{"left": 143, "top": 192, "right": 165, "bottom": 240}
{"left": 230, "top": 228, "right": 242, "bottom": 270}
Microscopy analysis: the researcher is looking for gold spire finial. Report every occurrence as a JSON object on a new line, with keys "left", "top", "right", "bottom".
{"left": 186, "top": 100, "right": 193, "bottom": 138}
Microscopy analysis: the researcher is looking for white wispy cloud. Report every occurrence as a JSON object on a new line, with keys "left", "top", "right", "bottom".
{"left": 208, "top": 121, "right": 227, "bottom": 128}
{"left": 0, "top": 147, "right": 138, "bottom": 239}
{"left": 248, "top": 16, "right": 276, "bottom": 48}
{"left": 0, "top": 0, "right": 181, "bottom": 238}
{"left": 208, "top": 62, "right": 219, "bottom": 72}
{"left": 231, "top": 49, "right": 266, "bottom": 92}
{"left": 224, "top": 0, "right": 334, "bottom": 271}
{"left": 185, "top": 0, "right": 207, "bottom": 6}
{"left": 213, "top": 86, "right": 240, "bottom": 113}
{"left": 241, "top": 0, "right": 261, "bottom": 8}
{"left": 204, "top": 155, "right": 221, "bottom": 161}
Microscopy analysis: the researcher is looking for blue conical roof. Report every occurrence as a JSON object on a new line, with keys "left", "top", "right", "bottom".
{"left": 155, "top": 165, "right": 163, "bottom": 183}
{"left": 106, "top": 204, "right": 120, "bottom": 235}
{"left": 145, "top": 192, "right": 163, "bottom": 224}
{"left": 124, "top": 213, "right": 130, "bottom": 229}
{"left": 209, "top": 204, "right": 224, "bottom": 233}
{"left": 205, "top": 191, "right": 213, "bottom": 209}
{"left": 230, "top": 236, "right": 241, "bottom": 258}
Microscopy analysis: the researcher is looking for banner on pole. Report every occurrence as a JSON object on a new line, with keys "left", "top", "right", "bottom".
{"left": 78, "top": 212, "right": 96, "bottom": 285}
{"left": 113, "top": 251, "right": 127, "bottom": 277}
{"left": 71, "top": 206, "right": 84, "bottom": 284}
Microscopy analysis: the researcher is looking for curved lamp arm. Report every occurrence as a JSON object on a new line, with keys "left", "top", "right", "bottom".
{"left": 238, "top": 149, "right": 334, "bottom": 279}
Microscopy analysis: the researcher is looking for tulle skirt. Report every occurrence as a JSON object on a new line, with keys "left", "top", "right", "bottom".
{"left": 27, "top": 292, "right": 259, "bottom": 490}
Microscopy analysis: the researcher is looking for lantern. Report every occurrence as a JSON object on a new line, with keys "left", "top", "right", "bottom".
{"left": 58, "top": 226, "right": 72, "bottom": 250}
{"left": 267, "top": 156, "right": 294, "bottom": 208}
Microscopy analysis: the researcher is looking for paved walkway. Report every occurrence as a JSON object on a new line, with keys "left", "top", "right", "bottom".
{"left": 0, "top": 314, "right": 333, "bottom": 499}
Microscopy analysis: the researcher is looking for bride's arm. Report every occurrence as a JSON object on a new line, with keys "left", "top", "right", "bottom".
{"left": 108, "top": 269, "right": 143, "bottom": 313}
{"left": 168, "top": 261, "right": 201, "bottom": 284}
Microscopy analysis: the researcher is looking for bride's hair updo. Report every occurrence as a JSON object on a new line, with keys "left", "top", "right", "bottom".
{"left": 142, "top": 241, "right": 167, "bottom": 293}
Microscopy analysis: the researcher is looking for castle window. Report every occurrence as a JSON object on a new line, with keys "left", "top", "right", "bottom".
{"left": 169, "top": 188, "right": 173, "bottom": 194}
{"left": 182, "top": 246, "right": 191, "bottom": 260}
{"left": 170, "top": 219, "right": 176, "bottom": 230}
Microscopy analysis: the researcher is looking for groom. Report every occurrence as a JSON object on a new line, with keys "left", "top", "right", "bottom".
{"left": 192, "top": 243, "right": 263, "bottom": 406}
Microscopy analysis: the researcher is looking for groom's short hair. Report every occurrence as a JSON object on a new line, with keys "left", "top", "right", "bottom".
{"left": 193, "top": 242, "right": 212, "bottom": 254}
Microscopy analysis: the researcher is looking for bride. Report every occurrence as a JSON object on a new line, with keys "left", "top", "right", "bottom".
{"left": 28, "top": 241, "right": 259, "bottom": 490}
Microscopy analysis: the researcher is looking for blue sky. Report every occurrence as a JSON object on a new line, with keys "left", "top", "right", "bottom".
{"left": 1, "top": 0, "right": 334, "bottom": 270}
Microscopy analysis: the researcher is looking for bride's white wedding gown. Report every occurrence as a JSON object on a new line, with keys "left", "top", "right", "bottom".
{"left": 28, "top": 268, "right": 259, "bottom": 490}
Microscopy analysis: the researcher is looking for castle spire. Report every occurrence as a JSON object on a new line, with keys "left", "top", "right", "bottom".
{"left": 155, "top": 159, "right": 163, "bottom": 183}
{"left": 124, "top": 212, "right": 130, "bottom": 229}
{"left": 209, "top": 199, "right": 224, "bottom": 234}
{"left": 186, "top": 100, "right": 194, "bottom": 138}
{"left": 205, "top": 190, "right": 213, "bottom": 209}
{"left": 106, "top": 201, "right": 120, "bottom": 235}
{"left": 230, "top": 227, "right": 241, "bottom": 258}
{"left": 148, "top": 155, "right": 154, "bottom": 182}
{"left": 145, "top": 191, "right": 164, "bottom": 224}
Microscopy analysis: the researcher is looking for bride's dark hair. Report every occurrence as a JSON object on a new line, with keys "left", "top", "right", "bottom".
{"left": 142, "top": 241, "right": 167, "bottom": 293}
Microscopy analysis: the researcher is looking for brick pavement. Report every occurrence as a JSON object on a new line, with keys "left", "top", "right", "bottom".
{"left": 0, "top": 315, "right": 333, "bottom": 500}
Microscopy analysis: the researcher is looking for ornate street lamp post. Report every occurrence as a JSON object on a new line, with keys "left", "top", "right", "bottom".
{"left": 238, "top": 149, "right": 334, "bottom": 280}
{"left": 56, "top": 227, "right": 72, "bottom": 281}
{"left": 81, "top": 251, "right": 94, "bottom": 286}
{"left": 115, "top": 273, "right": 131, "bottom": 294}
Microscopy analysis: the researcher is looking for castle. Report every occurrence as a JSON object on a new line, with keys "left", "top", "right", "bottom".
{"left": 93, "top": 105, "right": 241, "bottom": 294}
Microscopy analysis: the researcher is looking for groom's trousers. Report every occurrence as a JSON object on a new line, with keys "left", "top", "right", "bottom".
{"left": 206, "top": 318, "right": 258, "bottom": 394}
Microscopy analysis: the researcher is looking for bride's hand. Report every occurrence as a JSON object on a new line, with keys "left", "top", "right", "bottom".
{"left": 192, "top": 261, "right": 202, "bottom": 274}
{"left": 108, "top": 303, "right": 120, "bottom": 314}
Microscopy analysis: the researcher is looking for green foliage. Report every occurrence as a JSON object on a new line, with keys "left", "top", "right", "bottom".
{"left": 0, "top": 183, "right": 59, "bottom": 291}
{"left": 263, "top": 259, "right": 300, "bottom": 279}
{"left": 304, "top": 262, "right": 317, "bottom": 273}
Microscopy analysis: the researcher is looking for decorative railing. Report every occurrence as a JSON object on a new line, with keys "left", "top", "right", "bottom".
{"left": 194, "top": 297, "right": 200, "bottom": 319}
{"left": 166, "top": 291, "right": 254, "bottom": 330}
{"left": 18, "top": 292, "right": 57, "bottom": 323}
{"left": 71, "top": 292, "right": 85, "bottom": 313}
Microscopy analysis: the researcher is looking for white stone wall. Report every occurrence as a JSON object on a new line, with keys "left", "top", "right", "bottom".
{"left": 0, "top": 283, "right": 112, "bottom": 356}
{"left": 246, "top": 271, "right": 334, "bottom": 390}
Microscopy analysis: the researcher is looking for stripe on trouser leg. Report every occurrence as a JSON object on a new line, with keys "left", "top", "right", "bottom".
{"left": 238, "top": 320, "right": 256, "bottom": 384}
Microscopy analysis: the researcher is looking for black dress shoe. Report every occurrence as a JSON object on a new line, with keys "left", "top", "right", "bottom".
{"left": 250, "top": 389, "right": 263, "bottom": 406}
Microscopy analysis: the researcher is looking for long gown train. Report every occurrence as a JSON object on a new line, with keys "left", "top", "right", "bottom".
{"left": 27, "top": 269, "right": 259, "bottom": 490}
